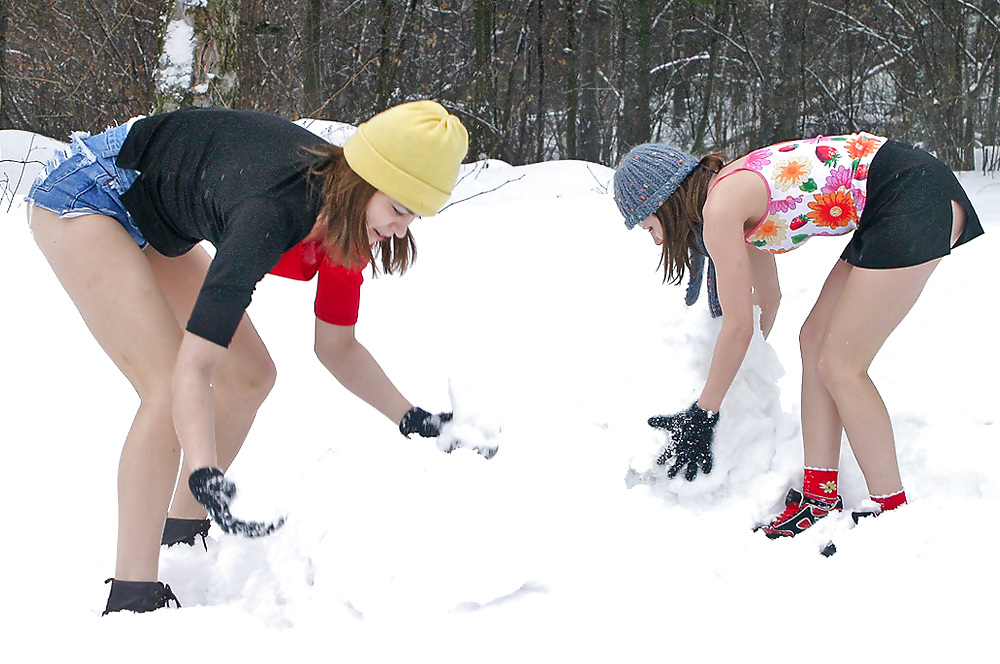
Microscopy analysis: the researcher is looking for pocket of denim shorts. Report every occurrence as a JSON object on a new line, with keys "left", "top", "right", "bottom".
{"left": 31, "top": 153, "right": 91, "bottom": 194}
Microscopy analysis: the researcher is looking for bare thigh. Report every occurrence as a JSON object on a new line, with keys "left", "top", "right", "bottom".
{"left": 819, "top": 259, "right": 940, "bottom": 377}
{"left": 28, "top": 206, "right": 182, "bottom": 392}
{"left": 144, "top": 245, "right": 274, "bottom": 388}
{"left": 801, "top": 259, "right": 852, "bottom": 356}
{"left": 820, "top": 201, "right": 964, "bottom": 371}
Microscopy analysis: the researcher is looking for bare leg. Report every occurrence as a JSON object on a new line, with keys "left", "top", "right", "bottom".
{"left": 144, "top": 246, "right": 276, "bottom": 520}
{"left": 799, "top": 202, "right": 966, "bottom": 488}
{"left": 799, "top": 260, "right": 853, "bottom": 469}
{"left": 29, "top": 207, "right": 183, "bottom": 582}
{"left": 814, "top": 259, "right": 940, "bottom": 494}
{"left": 804, "top": 203, "right": 966, "bottom": 494}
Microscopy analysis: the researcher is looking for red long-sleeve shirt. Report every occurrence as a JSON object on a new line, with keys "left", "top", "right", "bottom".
{"left": 269, "top": 240, "right": 363, "bottom": 326}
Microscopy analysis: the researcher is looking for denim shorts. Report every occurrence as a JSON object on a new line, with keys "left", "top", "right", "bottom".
{"left": 25, "top": 118, "right": 146, "bottom": 247}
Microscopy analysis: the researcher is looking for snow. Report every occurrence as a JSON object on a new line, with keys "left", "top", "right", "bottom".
{"left": 1, "top": 124, "right": 997, "bottom": 661}
{"left": 156, "top": 17, "right": 195, "bottom": 93}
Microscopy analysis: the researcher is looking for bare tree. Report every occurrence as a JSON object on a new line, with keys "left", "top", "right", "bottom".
{"left": 3, "top": 0, "right": 167, "bottom": 136}
{"left": 3, "top": 0, "right": 996, "bottom": 169}
{"left": 576, "top": 1, "right": 615, "bottom": 164}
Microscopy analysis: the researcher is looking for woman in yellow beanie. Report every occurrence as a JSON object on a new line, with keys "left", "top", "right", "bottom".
{"left": 24, "top": 100, "right": 469, "bottom": 614}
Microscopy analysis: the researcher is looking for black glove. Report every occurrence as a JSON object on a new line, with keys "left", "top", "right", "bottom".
{"left": 188, "top": 467, "right": 285, "bottom": 538}
{"left": 648, "top": 402, "right": 720, "bottom": 481}
{"left": 399, "top": 406, "right": 453, "bottom": 438}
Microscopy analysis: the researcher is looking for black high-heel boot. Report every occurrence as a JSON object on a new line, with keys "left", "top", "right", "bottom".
{"left": 161, "top": 517, "right": 211, "bottom": 549}
{"left": 102, "top": 578, "right": 181, "bottom": 615}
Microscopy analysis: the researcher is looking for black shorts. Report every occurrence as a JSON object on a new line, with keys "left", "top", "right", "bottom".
{"left": 841, "top": 140, "right": 984, "bottom": 269}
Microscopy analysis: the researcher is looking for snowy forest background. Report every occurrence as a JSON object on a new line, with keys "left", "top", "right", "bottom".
{"left": 2, "top": 0, "right": 1000, "bottom": 172}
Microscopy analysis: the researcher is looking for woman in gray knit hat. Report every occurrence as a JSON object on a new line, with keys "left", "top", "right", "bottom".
{"left": 613, "top": 135, "right": 982, "bottom": 538}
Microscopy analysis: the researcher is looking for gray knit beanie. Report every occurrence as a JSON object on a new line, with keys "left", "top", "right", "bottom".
{"left": 613, "top": 143, "right": 699, "bottom": 229}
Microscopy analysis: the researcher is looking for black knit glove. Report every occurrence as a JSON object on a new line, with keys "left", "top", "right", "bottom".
{"left": 648, "top": 402, "right": 720, "bottom": 481}
{"left": 399, "top": 406, "right": 453, "bottom": 438}
{"left": 188, "top": 467, "right": 285, "bottom": 538}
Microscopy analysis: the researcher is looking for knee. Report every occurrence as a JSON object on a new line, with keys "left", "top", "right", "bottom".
{"left": 215, "top": 353, "right": 277, "bottom": 405}
{"left": 243, "top": 355, "right": 277, "bottom": 402}
{"left": 801, "top": 313, "right": 864, "bottom": 396}
{"left": 799, "top": 316, "right": 826, "bottom": 367}
{"left": 134, "top": 378, "right": 176, "bottom": 414}
{"left": 257, "top": 358, "right": 278, "bottom": 398}
{"left": 814, "top": 344, "right": 863, "bottom": 397}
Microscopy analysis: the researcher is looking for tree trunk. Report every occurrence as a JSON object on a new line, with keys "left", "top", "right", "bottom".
{"left": 755, "top": 0, "right": 800, "bottom": 147}
{"left": 154, "top": 0, "right": 195, "bottom": 112}
{"left": 691, "top": 0, "right": 729, "bottom": 154}
{"left": 577, "top": 2, "right": 608, "bottom": 163}
{"left": 984, "top": 51, "right": 1000, "bottom": 172}
{"left": 534, "top": 0, "right": 547, "bottom": 162}
{"left": 470, "top": 0, "right": 499, "bottom": 158}
{"left": 376, "top": 0, "right": 393, "bottom": 110}
{"left": 616, "top": 0, "right": 652, "bottom": 157}
{"left": 189, "top": 0, "right": 238, "bottom": 109}
{"left": 0, "top": 0, "right": 9, "bottom": 128}
{"left": 302, "top": 0, "right": 324, "bottom": 115}
{"left": 563, "top": 0, "right": 578, "bottom": 158}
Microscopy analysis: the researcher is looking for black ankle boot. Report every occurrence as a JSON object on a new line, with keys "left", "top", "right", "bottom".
{"left": 161, "top": 517, "right": 211, "bottom": 549}
{"left": 102, "top": 578, "right": 181, "bottom": 615}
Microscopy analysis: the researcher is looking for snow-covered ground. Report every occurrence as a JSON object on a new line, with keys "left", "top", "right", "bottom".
{"left": 1, "top": 126, "right": 996, "bottom": 662}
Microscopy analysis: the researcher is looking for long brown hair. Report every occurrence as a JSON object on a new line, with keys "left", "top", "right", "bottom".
{"left": 304, "top": 143, "right": 416, "bottom": 275}
{"left": 654, "top": 153, "right": 725, "bottom": 284}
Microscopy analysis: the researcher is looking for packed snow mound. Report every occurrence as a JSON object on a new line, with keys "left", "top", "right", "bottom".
{"left": 624, "top": 313, "right": 802, "bottom": 509}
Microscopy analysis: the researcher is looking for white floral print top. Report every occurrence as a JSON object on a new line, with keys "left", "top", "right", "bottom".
{"left": 713, "top": 133, "right": 888, "bottom": 253}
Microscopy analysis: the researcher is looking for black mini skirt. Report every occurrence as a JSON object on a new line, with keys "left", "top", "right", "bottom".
{"left": 841, "top": 140, "right": 984, "bottom": 269}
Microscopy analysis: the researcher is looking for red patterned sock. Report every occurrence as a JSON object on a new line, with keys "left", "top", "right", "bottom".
{"left": 803, "top": 467, "right": 839, "bottom": 506}
{"left": 872, "top": 489, "right": 907, "bottom": 512}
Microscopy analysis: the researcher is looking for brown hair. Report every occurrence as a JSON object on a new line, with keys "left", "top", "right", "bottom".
{"left": 304, "top": 144, "right": 415, "bottom": 275}
{"left": 653, "top": 153, "right": 725, "bottom": 284}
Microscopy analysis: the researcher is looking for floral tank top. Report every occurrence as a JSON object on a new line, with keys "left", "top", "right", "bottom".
{"left": 717, "top": 133, "right": 888, "bottom": 253}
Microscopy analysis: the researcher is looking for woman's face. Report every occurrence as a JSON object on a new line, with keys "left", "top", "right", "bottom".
{"left": 638, "top": 214, "right": 664, "bottom": 245}
{"left": 366, "top": 191, "right": 417, "bottom": 244}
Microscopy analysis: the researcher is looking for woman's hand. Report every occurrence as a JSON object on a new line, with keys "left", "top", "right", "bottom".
{"left": 398, "top": 406, "right": 453, "bottom": 437}
{"left": 188, "top": 467, "right": 285, "bottom": 537}
{"left": 649, "top": 402, "right": 720, "bottom": 481}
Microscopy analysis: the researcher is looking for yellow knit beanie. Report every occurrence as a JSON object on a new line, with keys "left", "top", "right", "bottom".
{"left": 344, "top": 100, "right": 469, "bottom": 217}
